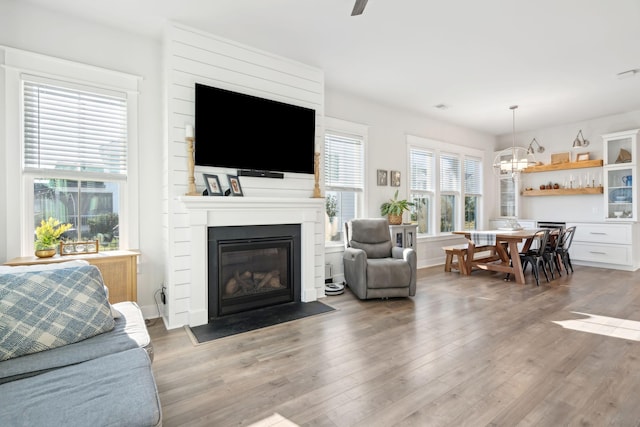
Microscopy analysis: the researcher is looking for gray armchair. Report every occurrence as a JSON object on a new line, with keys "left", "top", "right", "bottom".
{"left": 343, "top": 218, "right": 417, "bottom": 299}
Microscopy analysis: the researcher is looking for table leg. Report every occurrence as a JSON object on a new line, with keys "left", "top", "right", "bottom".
{"left": 508, "top": 240, "right": 525, "bottom": 284}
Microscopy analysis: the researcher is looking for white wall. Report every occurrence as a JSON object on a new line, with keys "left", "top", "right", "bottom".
{"left": 324, "top": 89, "right": 498, "bottom": 269}
{"left": 496, "top": 111, "right": 640, "bottom": 223}
{"left": 0, "top": 1, "right": 165, "bottom": 317}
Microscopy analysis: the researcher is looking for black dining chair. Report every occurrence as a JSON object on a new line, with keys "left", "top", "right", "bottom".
{"left": 542, "top": 228, "right": 563, "bottom": 279}
{"left": 506, "top": 228, "right": 551, "bottom": 286}
{"left": 555, "top": 226, "right": 576, "bottom": 274}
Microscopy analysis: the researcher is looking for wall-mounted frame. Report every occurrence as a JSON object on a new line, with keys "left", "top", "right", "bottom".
{"left": 228, "top": 175, "right": 243, "bottom": 196}
{"left": 203, "top": 173, "right": 223, "bottom": 196}
{"left": 377, "top": 169, "right": 388, "bottom": 186}
{"left": 60, "top": 240, "right": 99, "bottom": 256}
{"left": 390, "top": 170, "right": 401, "bottom": 187}
{"left": 576, "top": 152, "right": 590, "bottom": 162}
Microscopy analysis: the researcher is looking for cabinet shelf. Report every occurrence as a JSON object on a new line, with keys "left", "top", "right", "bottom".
{"left": 522, "top": 187, "right": 604, "bottom": 196}
{"left": 522, "top": 159, "right": 603, "bottom": 173}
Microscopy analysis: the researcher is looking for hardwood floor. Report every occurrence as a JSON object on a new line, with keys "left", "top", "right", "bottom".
{"left": 148, "top": 265, "right": 640, "bottom": 427}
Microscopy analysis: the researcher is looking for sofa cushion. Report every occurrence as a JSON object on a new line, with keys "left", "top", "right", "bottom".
{"left": 0, "top": 265, "right": 115, "bottom": 362}
{"left": 0, "top": 301, "right": 151, "bottom": 383}
{"left": 0, "top": 347, "right": 162, "bottom": 427}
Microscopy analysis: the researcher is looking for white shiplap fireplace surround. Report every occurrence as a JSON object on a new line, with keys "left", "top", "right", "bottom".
{"left": 178, "top": 196, "right": 325, "bottom": 327}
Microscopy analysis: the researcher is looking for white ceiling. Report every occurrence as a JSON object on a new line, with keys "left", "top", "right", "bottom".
{"left": 19, "top": 0, "right": 640, "bottom": 136}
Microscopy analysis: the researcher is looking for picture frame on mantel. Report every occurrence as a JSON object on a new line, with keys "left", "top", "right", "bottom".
{"left": 203, "top": 174, "right": 223, "bottom": 196}
{"left": 228, "top": 175, "right": 244, "bottom": 196}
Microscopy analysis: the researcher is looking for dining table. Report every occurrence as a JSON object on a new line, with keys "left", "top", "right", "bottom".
{"left": 451, "top": 228, "right": 548, "bottom": 284}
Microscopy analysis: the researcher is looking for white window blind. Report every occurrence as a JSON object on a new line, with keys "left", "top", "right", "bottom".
{"left": 440, "top": 153, "right": 460, "bottom": 192}
{"left": 324, "top": 132, "right": 364, "bottom": 190}
{"left": 464, "top": 157, "right": 482, "bottom": 194}
{"left": 410, "top": 148, "right": 434, "bottom": 191}
{"left": 23, "top": 80, "right": 128, "bottom": 176}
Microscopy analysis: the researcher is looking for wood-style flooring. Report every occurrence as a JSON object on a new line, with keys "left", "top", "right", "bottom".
{"left": 147, "top": 264, "right": 640, "bottom": 427}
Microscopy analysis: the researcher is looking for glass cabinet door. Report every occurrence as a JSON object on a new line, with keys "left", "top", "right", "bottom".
{"left": 602, "top": 129, "right": 639, "bottom": 221}
{"left": 605, "top": 166, "right": 633, "bottom": 220}
{"left": 499, "top": 177, "right": 516, "bottom": 217}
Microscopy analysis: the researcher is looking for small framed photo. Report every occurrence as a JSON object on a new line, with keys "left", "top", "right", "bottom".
{"left": 203, "top": 174, "right": 223, "bottom": 196}
{"left": 228, "top": 175, "right": 243, "bottom": 196}
{"left": 576, "top": 152, "right": 590, "bottom": 162}
{"left": 551, "top": 152, "right": 570, "bottom": 164}
{"left": 377, "top": 169, "right": 388, "bottom": 186}
{"left": 390, "top": 170, "right": 401, "bottom": 187}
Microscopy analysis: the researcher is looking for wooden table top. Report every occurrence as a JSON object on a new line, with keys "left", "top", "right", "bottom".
{"left": 452, "top": 229, "right": 542, "bottom": 240}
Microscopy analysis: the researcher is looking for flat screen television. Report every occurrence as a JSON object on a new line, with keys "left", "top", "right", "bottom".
{"left": 195, "top": 83, "right": 316, "bottom": 175}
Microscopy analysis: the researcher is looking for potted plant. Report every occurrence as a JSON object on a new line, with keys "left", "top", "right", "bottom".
{"left": 34, "top": 217, "right": 72, "bottom": 257}
{"left": 325, "top": 194, "right": 339, "bottom": 240}
{"left": 380, "top": 190, "right": 414, "bottom": 225}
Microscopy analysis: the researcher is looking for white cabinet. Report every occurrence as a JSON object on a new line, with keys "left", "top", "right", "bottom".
{"left": 389, "top": 224, "right": 418, "bottom": 250}
{"left": 568, "top": 222, "right": 639, "bottom": 270}
{"left": 603, "top": 129, "right": 640, "bottom": 221}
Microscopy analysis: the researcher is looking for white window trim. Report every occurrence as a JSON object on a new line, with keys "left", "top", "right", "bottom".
{"left": 406, "top": 134, "right": 485, "bottom": 238}
{"left": 324, "top": 117, "right": 368, "bottom": 247}
{"left": 1, "top": 46, "right": 141, "bottom": 257}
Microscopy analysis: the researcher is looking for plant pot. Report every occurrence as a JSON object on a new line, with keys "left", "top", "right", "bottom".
{"left": 35, "top": 248, "right": 56, "bottom": 258}
{"left": 388, "top": 214, "right": 403, "bottom": 225}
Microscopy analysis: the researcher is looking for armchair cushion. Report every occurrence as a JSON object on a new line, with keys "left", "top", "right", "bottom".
{"left": 348, "top": 218, "right": 393, "bottom": 258}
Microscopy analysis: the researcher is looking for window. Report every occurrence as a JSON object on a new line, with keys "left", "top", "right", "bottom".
{"left": 324, "top": 118, "right": 366, "bottom": 243}
{"left": 408, "top": 135, "right": 484, "bottom": 235}
{"left": 464, "top": 157, "right": 482, "bottom": 230}
{"left": 23, "top": 78, "right": 128, "bottom": 251}
{"left": 440, "top": 153, "right": 460, "bottom": 232}
{"left": 409, "top": 148, "right": 433, "bottom": 234}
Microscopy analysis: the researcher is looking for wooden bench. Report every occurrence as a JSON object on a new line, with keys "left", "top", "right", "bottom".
{"left": 443, "top": 244, "right": 471, "bottom": 274}
{"left": 443, "top": 243, "right": 498, "bottom": 275}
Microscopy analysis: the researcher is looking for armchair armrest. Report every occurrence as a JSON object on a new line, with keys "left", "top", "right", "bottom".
{"left": 343, "top": 247, "right": 368, "bottom": 297}
{"left": 392, "top": 247, "right": 417, "bottom": 296}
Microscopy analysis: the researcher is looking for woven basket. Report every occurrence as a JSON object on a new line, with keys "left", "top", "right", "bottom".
{"left": 388, "top": 214, "right": 403, "bottom": 225}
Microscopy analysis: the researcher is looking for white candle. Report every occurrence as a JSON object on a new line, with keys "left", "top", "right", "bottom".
{"left": 185, "top": 124, "right": 194, "bottom": 138}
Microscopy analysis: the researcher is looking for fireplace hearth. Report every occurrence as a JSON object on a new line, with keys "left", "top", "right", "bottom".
{"left": 208, "top": 224, "right": 301, "bottom": 320}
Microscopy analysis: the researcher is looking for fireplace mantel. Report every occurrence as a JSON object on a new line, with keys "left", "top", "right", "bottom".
{"left": 178, "top": 196, "right": 325, "bottom": 327}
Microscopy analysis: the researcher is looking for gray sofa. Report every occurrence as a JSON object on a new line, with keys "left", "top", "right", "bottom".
{"left": 0, "top": 261, "right": 162, "bottom": 427}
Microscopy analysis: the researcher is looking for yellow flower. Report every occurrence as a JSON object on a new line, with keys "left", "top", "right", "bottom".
{"left": 35, "top": 217, "right": 72, "bottom": 250}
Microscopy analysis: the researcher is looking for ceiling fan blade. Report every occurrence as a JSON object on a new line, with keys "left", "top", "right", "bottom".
{"left": 351, "top": 0, "right": 369, "bottom": 16}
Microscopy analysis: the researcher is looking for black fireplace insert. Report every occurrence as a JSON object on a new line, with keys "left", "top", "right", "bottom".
{"left": 207, "top": 224, "right": 301, "bottom": 320}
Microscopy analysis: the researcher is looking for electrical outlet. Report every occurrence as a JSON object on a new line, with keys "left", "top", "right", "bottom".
{"left": 160, "top": 286, "right": 166, "bottom": 304}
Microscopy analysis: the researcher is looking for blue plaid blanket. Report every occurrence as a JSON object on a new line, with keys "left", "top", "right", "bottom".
{"left": 470, "top": 231, "right": 497, "bottom": 246}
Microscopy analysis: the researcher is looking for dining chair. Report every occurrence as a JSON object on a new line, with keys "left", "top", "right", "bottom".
{"left": 555, "top": 226, "right": 576, "bottom": 273}
{"left": 506, "top": 228, "right": 551, "bottom": 286}
{"left": 542, "top": 228, "right": 563, "bottom": 279}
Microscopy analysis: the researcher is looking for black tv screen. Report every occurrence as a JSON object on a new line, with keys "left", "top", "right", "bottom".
{"left": 195, "top": 83, "right": 316, "bottom": 175}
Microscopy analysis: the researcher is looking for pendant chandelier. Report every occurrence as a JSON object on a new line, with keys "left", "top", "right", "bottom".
{"left": 492, "top": 105, "right": 536, "bottom": 178}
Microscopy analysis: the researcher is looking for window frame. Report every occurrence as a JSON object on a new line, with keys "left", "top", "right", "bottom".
{"left": 324, "top": 117, "right": 368, "bottom": 247}
{"left": 407, "top": 134, "right": 484, "bottom": 237}
{"left": 1, "top": 47, "right": 140, "bottom": 256}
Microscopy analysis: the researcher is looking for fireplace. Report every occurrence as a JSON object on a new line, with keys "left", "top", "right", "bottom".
{"left": 207, "top": 224, "right": 301, "bottom": 320}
